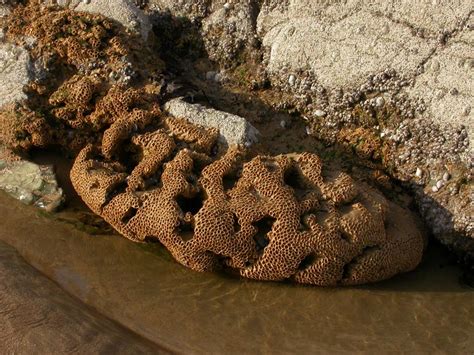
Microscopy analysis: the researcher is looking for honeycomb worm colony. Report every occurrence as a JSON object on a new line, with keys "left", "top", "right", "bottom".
{"left": 71, "top": 113, "right": 424, "bottom": 285}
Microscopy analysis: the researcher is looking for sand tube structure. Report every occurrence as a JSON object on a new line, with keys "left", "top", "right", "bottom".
{"left": 71, "top": 116, "right": 424, "bottom": 285}
{"left": 1, "top": 2, "right": 424, "bottom": 285}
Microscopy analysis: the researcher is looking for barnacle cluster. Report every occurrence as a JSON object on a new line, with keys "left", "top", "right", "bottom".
{"left": 1, "top": 2, "right": 424, "bottom": 285}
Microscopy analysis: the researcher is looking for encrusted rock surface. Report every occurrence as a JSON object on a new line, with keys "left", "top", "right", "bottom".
{"left": 406, "top": 40, "right": 473, "bottom": 143}
{"left": 50, "top": 0, "right": 152, "bottom": 40}
{"left": 164, "top": 97, "right": 259, "bottom": 147}
{"left": 261, "top": 11, "right": 435, "bottom": 90}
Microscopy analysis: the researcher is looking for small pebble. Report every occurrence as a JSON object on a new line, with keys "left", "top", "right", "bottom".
{"left": 436, "top": 180, "right": 444, "bottom": 189}
{"left": 415, "top": 168, "right": 423, "bottom": 178}
{"left": 280, "top": 120, "right": 287, "bottom": 129}
{"left": 462, "top": 105, "right": 471, "bottom": 116}
{"left": 288, "top": 74, "right": 296, "bottom": 86}
{"left": 223, "top": 2, "right": 232, "bottom": 10}
{"left": 214, "top": 72, "right": 223, "bottom": 83}
{"left": 432, "top": 185, "right": 439, "bottom": 193}
{"left": 375, "top": 96, "right": 385, "bottom": 107}
{"left": 442, "top": 172, "right": 450, "bottom": 181}
{"left": 206, "top": 71, "right": 216, "bottom": 81}
{"left": 314, "top": 109, "right": 326, "bottom": 117}
{"left": 305, "top": 126, "right": 311, "bottom": 135}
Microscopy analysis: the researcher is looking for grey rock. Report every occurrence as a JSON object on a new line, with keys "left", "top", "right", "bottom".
{"left": 0, "top": 42, "right": 32, "bottom": 108}
{"left": 0, "top": 156, "right": 64, "bottom": 212}
{"left": 261, "top": 11, "right": 435, "bottom": 89}
{"left": 164, "top": 97, "right": 259, "bottom": 147}
{"left": 405, "top": 40, "right": 474, "bottom": 150}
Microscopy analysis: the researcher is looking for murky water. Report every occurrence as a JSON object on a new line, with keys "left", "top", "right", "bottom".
{"left": 0, "top": 192, "right": 472, "bottom": 353}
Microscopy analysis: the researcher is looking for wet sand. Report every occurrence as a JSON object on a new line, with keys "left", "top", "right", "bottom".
{"left": 0, "top": 240, "right": 164, "bottom": 354}
{"left": 0, "top": 192, "right": 473, "bottom": 353}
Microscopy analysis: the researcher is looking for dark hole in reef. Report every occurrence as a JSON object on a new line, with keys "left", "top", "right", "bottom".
{"left": 263, "top": 159, "right": 278, "bottom": 173}
{"left": 340, "top": 230, "right": 352, "bottom": 242}
{"left": 338, "top": 203, "right": 354, "bottom": 215}
{"left": 223, "top": 168, "right": 242, "bottom": 192}
{"left": 118, "top": 139, "right": 141, "bottom": 173}
{"left": 176, "top": 191, "right": 204, "bottom": 216}
{"left": 298, "top": 253, "right": 318, "bottom": 271}
{"left": 223, "top": 175, "right": 238, "bottom": 191}
{"left": 252, "top": 216, "right": 276, "bottom": 251}
{"left": 283, "top": 164, "right": 303, "bottom": 189}
{"left": 284, "top": 164, "right": 311, "bottom": 200}
{"left": 185, "top": 173, "right": 198, "bottom": 186}
{"left": 341, "top": 245, "right": 381, "bottom": 281}
{"left": 121, "top": 206, "right": 138, "bottom": 224}
{"left": 233, "top": 214, "right": 241, "bottom": 233}
{"left": 101, "top": 180, "right": 128, "bottom": 209}
{"left": 177, "top": 220, "right": 194, "bottom": 241}
{"left": 210, "top": 142, "right": 219, "bottom": 157}
{"left": 298, "top": 213, "right": 313, "bottom": 232}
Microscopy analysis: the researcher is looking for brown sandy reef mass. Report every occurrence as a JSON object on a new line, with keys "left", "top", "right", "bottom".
{"left": 0, "top": 0, "right": 471, "bottom": 284}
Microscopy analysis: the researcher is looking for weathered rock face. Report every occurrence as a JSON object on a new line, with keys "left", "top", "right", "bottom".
{"left": 261, "top": 11, "right": 435, "bottom": 90}
{"left": 406, "top": 40, "right": 473, "bottom": 143}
